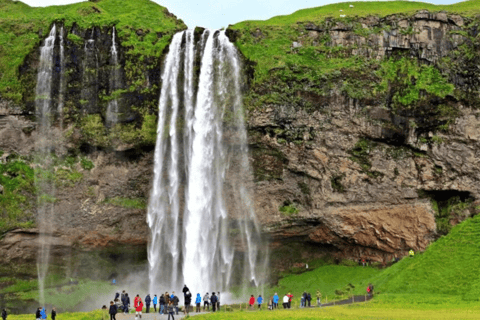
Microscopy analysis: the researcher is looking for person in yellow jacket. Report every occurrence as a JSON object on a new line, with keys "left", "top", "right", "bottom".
{"left": 409, "top": 249, "right": 414, "bottom": 257}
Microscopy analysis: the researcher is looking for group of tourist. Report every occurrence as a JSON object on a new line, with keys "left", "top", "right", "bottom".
{"left": 108, "top": 285, "right": 221, "bottom": 320}
{"left": 248, "top": 291, "right": 325, "bottom": 310}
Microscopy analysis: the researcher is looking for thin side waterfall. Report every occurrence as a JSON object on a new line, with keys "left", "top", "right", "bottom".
{"left": 58, "top": 26, "right": 65, "bottom": 129}
{"left": 34, "top": 24, "right": 57, "bottom": 305}
{"left": 106, "top": 26, "right": 120, "bottom": 126}
{"left": 147, "top": 29, "right": 266, "bottom": 297}
{"left": 81, "top": 29, "right": 98, "bottom": 113}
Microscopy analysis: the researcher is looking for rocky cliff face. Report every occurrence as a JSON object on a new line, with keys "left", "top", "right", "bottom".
{"left": 232, "top": 9, "right": 480, "bottom": 266}
{"left": 1, "top": 7, "right": 479, "bottom": 276}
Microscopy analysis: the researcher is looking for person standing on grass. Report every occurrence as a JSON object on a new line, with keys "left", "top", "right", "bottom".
{"left": 167, "top": 301, "right": 175, "bottom": 320}
{"left": 301, "top": 293, "right": 305, "bottom": 307}
{"left": 195, "top": 293, "right": 202, "bottom": 313}
{"left": 273, "top": 293, "right": 279, "bottom": 309}
{"left": 35, "top": 307, "right": 41, "bottom": 320}
{"left": 109, "top": 301, "right": 117, "bottom": 320}
{"left": 2, "top": 308, "right": 6, "bottom": 320}
{"left": 257, "top": 295, "right": 263, "bottom": 310}
{"left": 165, "top": 292, "right": 170, "bottom": 314}
{"left": 40, "top": 308, "right": 46, "bottom": 320}
{"left": 307, "top": 292, "right": 312, "bottom": 307}
{"left": 282, "top": 294, "right": 289, "bottom": 309}
{"left": 316, "top": 290, "right": 322, "bottom": 307}
{"left": 51, "top": 307, "right": 57, "bottom": 320}
{"left": 249, "top": 295, "right": 255, "bottom": 309}
{"left": 145, "top": 294, "right": 151, "bottom": 313}
{"left": 287, "top": 293, "right": 293, "bottom": 308}
{"left": 268, "top": 296, "right": 273, "bottom": 310}
{"left": 183, "top": 285, "right": 190, "bottom": 303}
{"left": 210, "top": 292, "right": 218, "bottom": 312}
{"left": 217, "top": 291, "right": 220, "bottom": 310}
{"left": 152, "top": 294, "right": 158, "bottom": 312}
{"left": 203, "top": 292, "right": 210, "bottom": 311}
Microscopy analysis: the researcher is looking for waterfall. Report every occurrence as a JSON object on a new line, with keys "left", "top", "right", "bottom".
{"left": 58, "top": 26, "right": 65, "bottom": 129}
{"left": 147, "top": 29, "right": 265, "bottom": 297}
{"left": 81, "top": 28, "right": 98, "bottom": 113}
{"left": 106, "top": 26, "right": 120, "bottom": 126}
{"left": 34, "top": 24, "right": 57, "bottom": 305}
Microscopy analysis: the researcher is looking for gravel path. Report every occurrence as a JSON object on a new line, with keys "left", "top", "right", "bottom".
{"left": 113, "top": 310, "right": 209, "bottom": 320}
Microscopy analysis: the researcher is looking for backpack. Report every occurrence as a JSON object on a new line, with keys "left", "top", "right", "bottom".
{"left": 367, "top": 286, "right": 371, "bottom": 293}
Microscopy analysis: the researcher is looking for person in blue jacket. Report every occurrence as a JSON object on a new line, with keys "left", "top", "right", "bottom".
{"left": 273, "top": 293, "right": 279, "bottom": 309}
{"left": 40, "top": 308, "right": 47, "bottom": 320}
{"left": 152, "top": 294, "right": 158, "bottom": 312}
{"left": 195, "top": 293, "right": 201, "bottom": 313}
{"left": 257, "top": 295, "right": 263, "bottom": 310}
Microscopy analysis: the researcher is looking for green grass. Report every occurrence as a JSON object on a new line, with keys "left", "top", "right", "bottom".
{"left": 0, "top": 0, "right": 186, "bottom": 103}
{"left": 369, "top": 213, "right": 480, "bottom": 300}
{"left": 9, "top": 310, "right": 106, "bottom": 320}
{"left": 0, "top": 157, "right": 36, "bottom": 235}
{"left": 103, "top": 196, "right": 147, "bottom": 209}
{"left": 185, "top": 300, "right": 480, "bottom": 319}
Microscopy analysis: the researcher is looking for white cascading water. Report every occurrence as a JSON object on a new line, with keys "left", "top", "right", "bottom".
{"left": 81, "top": 29, "right": 97, "bottom": 113}
{"left": 106, "top": 26, "right": 120, "bottom": 126}
{"left": 35, "top": 24, "right": 57, "bottom": 305}
{"left": 147, "top": 29, "right": 265, "bottom": 296}
{"left": 58, "top": 26, "right": 65, "bottom": 129}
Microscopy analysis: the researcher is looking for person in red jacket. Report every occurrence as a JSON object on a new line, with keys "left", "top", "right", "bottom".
{"left": 249, "top": 295, "right": 255, "bottom": 310}
{"left": 287, "top": 293, "right": 293, "bottom": 308}
{"left": 134, "top": 296, "right": 143, "bottom": 320}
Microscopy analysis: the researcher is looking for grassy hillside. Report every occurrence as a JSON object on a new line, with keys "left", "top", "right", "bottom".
{"left": 229, "top": 0, "right": 480, "bottom": 118}
{"left": 240, "top": 0, "right": 480, "bottom": 27}
{"left": 371, "top": 213, "right": 480, "bottom": 300}
{"left": 0, "top": 0, "right": 186, "bottom": 103}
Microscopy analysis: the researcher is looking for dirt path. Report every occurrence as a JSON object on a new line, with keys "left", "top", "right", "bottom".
{"left": 113, "top": 310, "right": 209, "bottom": 320}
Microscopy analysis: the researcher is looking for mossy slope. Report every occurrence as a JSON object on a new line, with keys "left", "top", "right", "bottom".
{"left": 0, "top": 0, "right": 186, "bottom": 103}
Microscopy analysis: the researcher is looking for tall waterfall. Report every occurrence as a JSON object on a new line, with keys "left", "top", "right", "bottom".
{"left": 147, "top": 29, "right": 265, "bottom": 296}
{"left": 106, "top": 26, "right": 120, "bottom": 126}
{"left": 34, "top": 24, "right": 57, "bottom": 305}
{"left": 82, "top": 29, "right": 98, "bottom": 113}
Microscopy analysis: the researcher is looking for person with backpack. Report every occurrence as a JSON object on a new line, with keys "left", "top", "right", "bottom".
{"left": 210, "top": 293, "right": 218, "bottom": 312}
{"left": 195, "top": 293, "right": 202, "bottom": 313}
{"left": 273, "top": 293, "right": 279, "bottom": 309}
{"left": 51, "top": 307, "right": 56, "bottom": 320}
{"left": 307, "top": 292, "right": 312, "bottom": 307}
{"left": 109, "top": 301, "right": 117, "bottom": 320}
{"left": 145, "top": 294, "right": 151, "bottom": 313}
{"left": 203, "top": 292, "right": 210, "bottom": 311}
{"left": 172, "top": 294, "right": 179, "bottom": 315}
{"left": 257, "top": 295, "right": 263, "bottom": 310}
{"left": 1, "top": 308, "right": 6, "bottom": 320}
{"left": 159, "top": 294, "right": 166, "bottom": 314}
{"left": 40, "top": 308, "right": 47, "bottom": 320}
{"left": 134, "top": 297, "right": 143, "bottom": 320}
{"left": 35, "top": 307, "right": 41, "bottom": 320}
{"left": 152, "top": 294, "right": 158, "bottom": 312}
{"left": 184, "top": 291, "right": 192, "bottom": 314}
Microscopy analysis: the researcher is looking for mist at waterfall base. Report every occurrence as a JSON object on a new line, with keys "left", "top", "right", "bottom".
{"left": 147, "top": 29, "right": 268, "bottom": 301}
